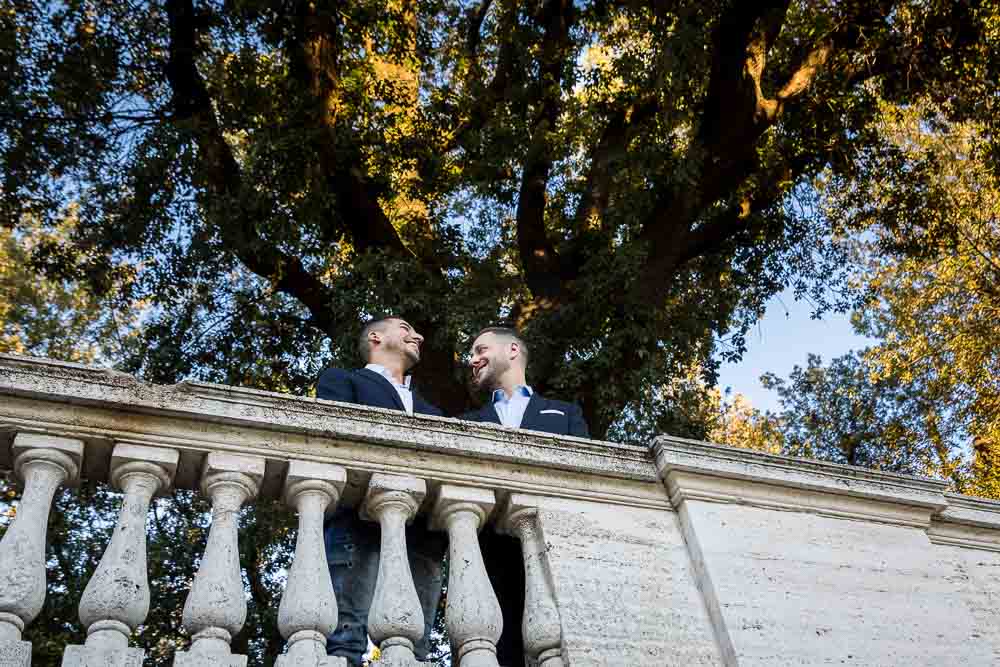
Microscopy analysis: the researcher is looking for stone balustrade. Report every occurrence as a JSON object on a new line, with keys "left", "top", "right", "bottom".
{"left": 1, "top": 352, "right": 1000, "bottom": 666}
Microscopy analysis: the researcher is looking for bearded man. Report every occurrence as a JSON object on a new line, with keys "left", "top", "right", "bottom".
{"left": 461, "top": 326, "right": 589, "bottom": 665}
{"left": 462, "top": 326, "right": 588, "bottom": 437}
{"left": 316, "top": 316, "right": 446, "bottom": 666}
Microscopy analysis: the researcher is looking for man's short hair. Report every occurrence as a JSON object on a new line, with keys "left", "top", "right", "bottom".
{"left": 358, "top": 315, "right": 399, "bottom": 362}
{"left": 475, "top": 326, "right": 529, "bottom": 367}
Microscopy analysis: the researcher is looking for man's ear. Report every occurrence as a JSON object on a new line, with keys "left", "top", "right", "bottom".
{"left": 368, "top": 330, "right": 381, "bottom": 347}
{"left": 509, "top": 341, "right": 520, "bottom": 361}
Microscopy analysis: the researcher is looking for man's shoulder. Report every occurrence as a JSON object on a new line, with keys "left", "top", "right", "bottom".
{"left": 317, "top": 366, "right": 362, "bottom": 384}
{"left": 316, "top": 367, "right": 363, "bottom": 402}
{"left": 534, "top": 394, "right": 581, "bottom": 413}
{"left": 318, "top": 366, "right": 354, "bottom": 378}
{"left": 413, "top": 394, "right": 445, "bottom": 417}
{"left": 459, "top": 405, "right": 489, "bottom": 421}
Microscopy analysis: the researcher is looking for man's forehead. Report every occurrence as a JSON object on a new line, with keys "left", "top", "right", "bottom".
{"left": 471, "top": 332, "right": 497, "bottom": 348}
{"left": 370, "top": 317, "right": 410, "bottom": 333}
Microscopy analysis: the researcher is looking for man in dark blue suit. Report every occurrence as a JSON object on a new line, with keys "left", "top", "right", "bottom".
{"left": 461, "top": 326, "right": 589, "bottom": 665}
{"left": 316, "top": 316, "right": 446, "bottom": 666}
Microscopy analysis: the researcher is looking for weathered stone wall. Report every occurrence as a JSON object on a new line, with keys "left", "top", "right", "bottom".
{"left": 2, "top": 353, "right": 1000, "bottom": 666}
{"left": 535, "top": 498, "right": 722, "bottom": 666}
{"left": 655, "top": 437, "right": 1000, "bottom": 667}
{"left": 684, "top": 501, "right": 1000, "bottom": 665}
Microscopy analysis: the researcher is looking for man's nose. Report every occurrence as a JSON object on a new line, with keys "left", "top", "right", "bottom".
{"left": 412, "top": 332, "right": 424, "bottom": 343}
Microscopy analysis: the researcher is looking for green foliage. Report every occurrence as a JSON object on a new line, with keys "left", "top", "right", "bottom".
{"left": 5, "top": 0, "right": 996, "bottom": 437}
{"left": 2, "top": 0, "right": 999, "bottom": 662}
{"left": 0, "top": 217, "right": 137, "bottom": 363}
{"left": 762, "top": 352, "right": 958, "bottom": 475}
{"left": 759, "top": 99, "right": 1000, "bottom": 498}
{"left": 706, "top": 391, "right": 784, "bottom": 456}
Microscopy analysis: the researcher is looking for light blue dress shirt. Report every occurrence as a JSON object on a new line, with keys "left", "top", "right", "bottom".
{"left": 365, "top": 363, "right": 414, "bottom": 415}
{"left": 492, "top": 384, "right": 533, "bottom": 428}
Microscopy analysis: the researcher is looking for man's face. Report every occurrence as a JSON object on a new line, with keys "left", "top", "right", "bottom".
{"left": 377, "top": 319, "right": 424, "bottom": 367}
{"left": 469, "top": 332, "right": 511, "bottom": 390}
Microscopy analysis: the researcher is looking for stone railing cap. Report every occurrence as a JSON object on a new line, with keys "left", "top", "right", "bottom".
{"left": 935, "top": 492, "right": 1000, "bottom": 529}
{"left": 0, "top": 353, "right": 654, "bottom": 484}
{"left": 652, "top": 434, "right": 949, "bottom": 511}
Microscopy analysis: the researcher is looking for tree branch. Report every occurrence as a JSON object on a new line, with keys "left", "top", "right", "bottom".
{"left": 466, "top": 0, "right": 495, "bottom": 55}
{"left": 632, "top": 1, "right": 906, "bottom": 307}
{"left": 633, "top": 1, "right": 793, "bottom": 280}
{"left": 515, "top": 0, "right": 575, "bottom": 301}
{"left": 165, "top": 0, "right": 339, "bottom": 334}
{"left": 285, "top": 1, "right": 417, "bottom": 260}
{"left": 698, "top": 0, "right": 792, "bottom": 152}
{"left": 443, "top": 0, "right": 522, "bottom": 154}
{"left": 573, "top": 96, "right": 659, "bottom": 233}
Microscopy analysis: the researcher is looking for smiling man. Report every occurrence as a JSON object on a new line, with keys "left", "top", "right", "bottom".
{"left": 462, "top": 326, "right": 588, "bottom": 666}
{"left": 316, "top": 316, "right": 446, "bottom": 666}
{"left": 463, "top": 326, "right": 589, "bottom": 437}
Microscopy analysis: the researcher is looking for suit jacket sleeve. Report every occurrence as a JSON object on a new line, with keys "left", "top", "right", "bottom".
{"left": 316, "top": 368, "right": 356, "bottom": 403}
{"left": 413, "top": 395, "right": 445, "bottom": 417}
{"left": 568, "top": 402, "right": 590, "bottom": 438}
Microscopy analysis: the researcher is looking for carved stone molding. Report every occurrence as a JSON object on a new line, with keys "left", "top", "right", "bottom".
{"left": 0, "top": 433, "right": 83, "bottom": 666}
{"left": 430, "top": 485, "right": 501, "bottom": 667}
{"left": 498, "top": 494, "right": 565, "bottom": 667}
{"left": 928, "top": 493, "right": 1000, "bottom": 552}
{"left": 276, "top": 460, "right": 348, "bottom": 667}
{"left": 653, "top": 436, "right": 949, "bottom": 527}
{"left": 174, "top": 453, "right": 264, "bottom": 667}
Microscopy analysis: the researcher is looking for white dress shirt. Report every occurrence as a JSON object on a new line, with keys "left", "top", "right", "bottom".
{"left": 492, "top": 385, "right": 533, "bottom": 428}
{"left": 365, "top": 364, "right": 414, "bottom": 415}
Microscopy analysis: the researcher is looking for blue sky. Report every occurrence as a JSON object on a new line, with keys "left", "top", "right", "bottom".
{"left": 716, "top": 288, "right": 875, "bottom": 413}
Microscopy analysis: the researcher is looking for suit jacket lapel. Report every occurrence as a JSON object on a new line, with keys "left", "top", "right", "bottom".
{"left": 480, "top": 402, "right": 501, "bottom": 425}
{"left": 356, "top": 368, "right": 406, "bottom": 411}
{"left": 519, "top": 392, "right": 545, "bottom": 430}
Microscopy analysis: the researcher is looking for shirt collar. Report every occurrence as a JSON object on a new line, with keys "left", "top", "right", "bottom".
{"left": 492, "top": 385, "right": 533, "bottom": 404}
{"left": 365, "top": 364, "right": 412, "bottom": 388}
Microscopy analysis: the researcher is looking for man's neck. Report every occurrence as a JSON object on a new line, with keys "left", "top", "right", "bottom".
{"left": 495, "top": 372, "right": 528, "bottom": 399}
{"left": 368, "top": 356, "right": 407, "bottom": 385}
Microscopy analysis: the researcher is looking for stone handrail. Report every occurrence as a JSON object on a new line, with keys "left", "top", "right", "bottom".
{"left": 1, "top": 352, "right": 999, "bottom": 666}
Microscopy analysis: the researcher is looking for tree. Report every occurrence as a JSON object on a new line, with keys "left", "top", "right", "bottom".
{"left": 0, "top": 216, "right": 137, "bottom": 362}
{"left": 761, "top": 100, "right": 1000, "bottom": 498}
{"left": 3, "top": 1, "right": 997, "bottom": 439}
{"left": 762, "top": 352, "right": 961, "bottom": 477}
{"left": 844, "top": 105, "right": 1000, "bottom": 498}
{"left": 707, "top": 391, "right": 784, "bottom": 456}
{"left": 3, "top": 1, "right": 999, "bottom": 661}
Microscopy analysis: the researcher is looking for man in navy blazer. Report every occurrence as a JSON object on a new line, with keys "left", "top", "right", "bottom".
{"left": 316, "top": 367, "right": 444, "bottom": 417}
{"left": 316, "top": 316, "right": 445, "bottom": 666}
{"left": 461, "top": 326, "right": 589, "bottom": 665}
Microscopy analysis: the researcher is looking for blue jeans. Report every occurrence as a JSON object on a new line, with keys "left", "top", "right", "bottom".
{"left": 325, "top": 507, "right": 448, "bottom": 666}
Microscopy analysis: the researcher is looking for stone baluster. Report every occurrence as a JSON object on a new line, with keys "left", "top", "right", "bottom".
{"left": 0, "top": 433, "right": 83, "bottom": 667}
{"left": 276, "top": 460, "right": 348, "bottom": 667}
{"left": 61, "top": 443, "right": 178, "bottom": 666}
{"left": 174, "top": 453, "right": 264, "bottom": 667}
{"left": 361, "top": 473, "right": 426, "bottom": 664}
{"left": 430, "top": 485, "right": 501, "bottom": 667}
{"left": 499, "top": 496, "right": 565, "bottom": 667}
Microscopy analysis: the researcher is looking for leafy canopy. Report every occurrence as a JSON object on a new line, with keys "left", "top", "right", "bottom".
{"left": 3, "top": 0, "right": 998, "bottom": 439}
{"left": 775, "top": 99, "right": 1000, "bottom": 498}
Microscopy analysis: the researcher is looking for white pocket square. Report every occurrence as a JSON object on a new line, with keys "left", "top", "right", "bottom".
{"left": 539, "top": 409, "right": 565, "bottom": 415}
